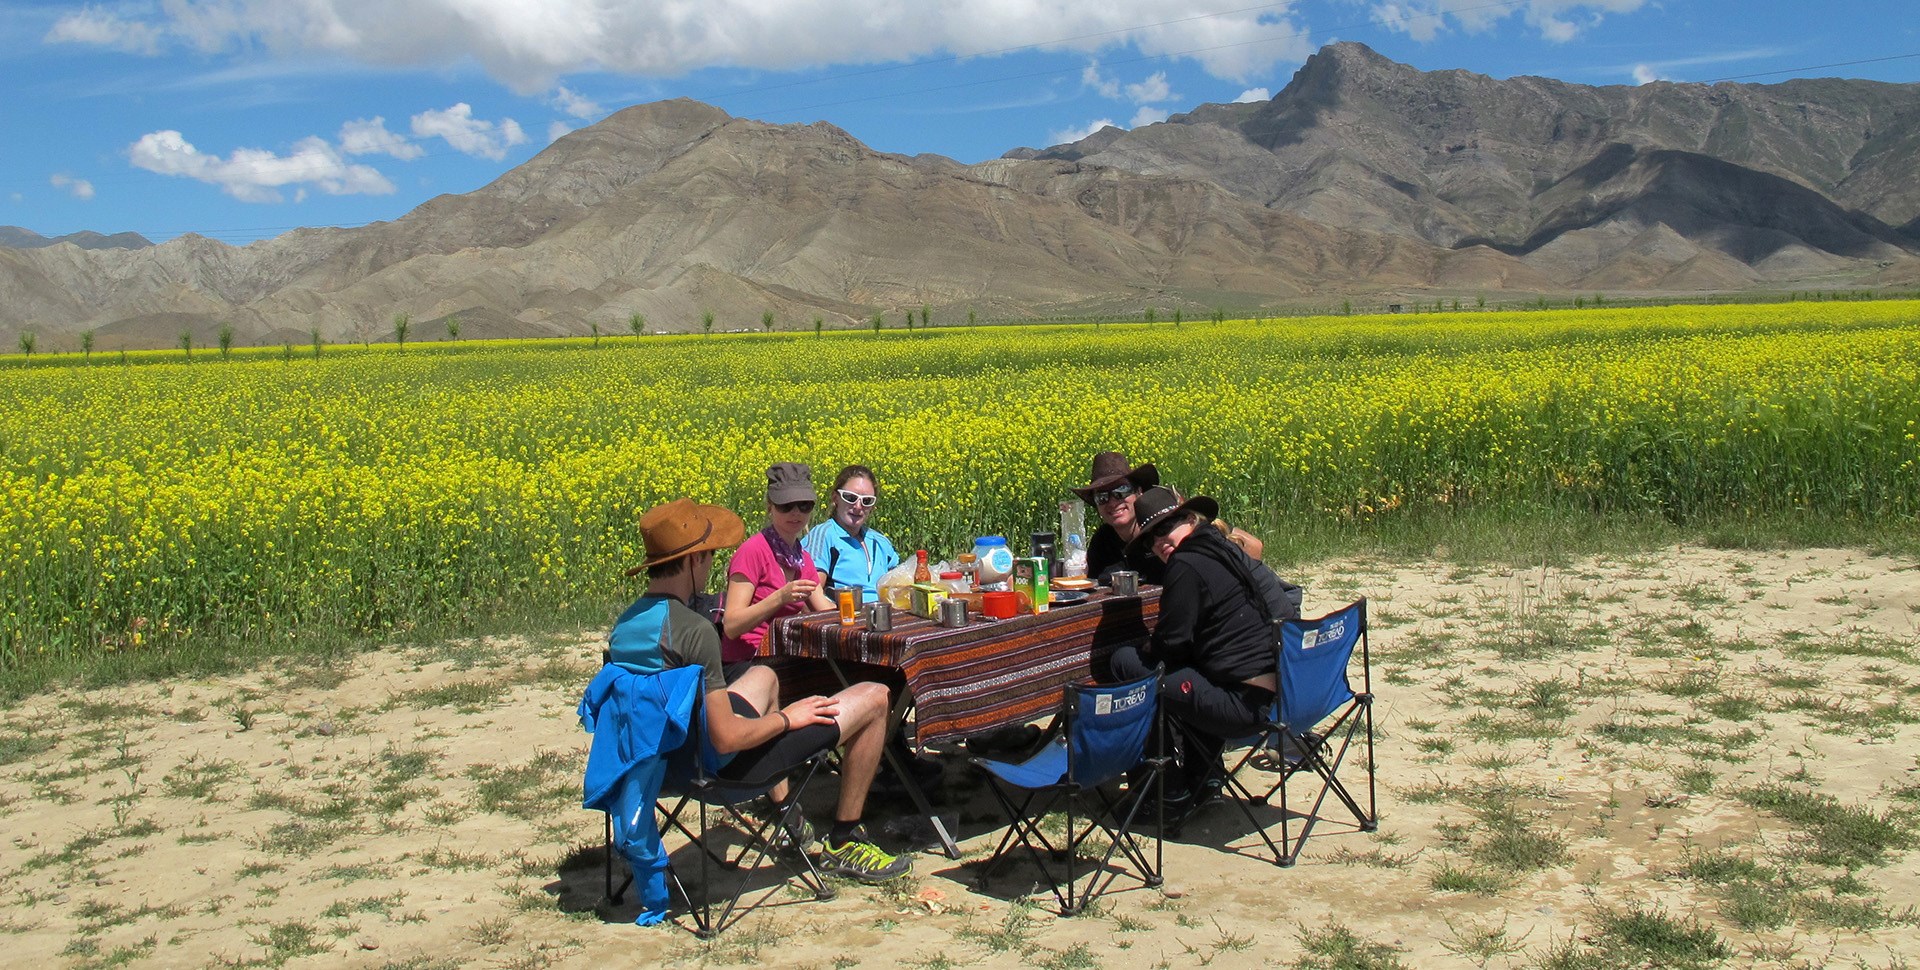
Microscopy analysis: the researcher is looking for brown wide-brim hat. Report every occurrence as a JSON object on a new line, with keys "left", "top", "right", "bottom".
{"left": 1126, "top": 486, "right": 1220, "bottom": 553}
{"left": 1070, "top": 450, "right": 1160, "bottom": 500}
{"left": 626, "top": 498, "right": 746, "bottom": 576}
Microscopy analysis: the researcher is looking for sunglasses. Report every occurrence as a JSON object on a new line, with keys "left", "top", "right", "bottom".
{"left": 1144, "top": 516, "right": 1183, "bottom": 542}
{"left": 774, "top": 500, "right": 816, "bottom": 514}
{"left": 1093, "top": 483, "right": 1138, "bottom": 505}
{"left": 835, "top": 489, "right": 878, "bottom": 509}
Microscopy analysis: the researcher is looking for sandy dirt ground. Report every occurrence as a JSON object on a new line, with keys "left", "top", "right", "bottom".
{"left": 3, "top": 544, "right": 1918, "bottom": 970}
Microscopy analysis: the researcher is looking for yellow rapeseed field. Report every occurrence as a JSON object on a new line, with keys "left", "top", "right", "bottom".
{"left": 2, "top": 302, "right": 1916, "bottom": 670}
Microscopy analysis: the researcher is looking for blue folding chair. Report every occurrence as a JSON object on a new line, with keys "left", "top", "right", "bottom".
{"left": 969, "top": 670, "right": 1167, "bottom": 916}
{"left": 590, "top": 665, "right": 834, "bottom": 938}
{"left": 1220, "top": 598, "right": 1378, "bottom": 866}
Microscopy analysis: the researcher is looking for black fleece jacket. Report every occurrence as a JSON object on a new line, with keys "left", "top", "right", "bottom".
{"left": 1144, "top": 527, "right": 1282, "bottom": 686}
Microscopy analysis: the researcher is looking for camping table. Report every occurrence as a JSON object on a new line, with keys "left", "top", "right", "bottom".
{"left": 766, "top": 587, "right": 1162, "bottom": 857}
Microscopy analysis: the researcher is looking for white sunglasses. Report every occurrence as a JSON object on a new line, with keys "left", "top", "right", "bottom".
{"left": 835, "top": 488, "right": 878, "bottom": 508}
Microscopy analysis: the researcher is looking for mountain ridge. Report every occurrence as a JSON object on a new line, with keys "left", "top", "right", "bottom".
{"left": 5, "top": 43, "right": 1916, "bottom": 350}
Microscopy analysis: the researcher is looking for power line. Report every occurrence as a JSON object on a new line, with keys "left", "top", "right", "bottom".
{"left": 1700, "top": 52, "right": 1920, "bottom": 84}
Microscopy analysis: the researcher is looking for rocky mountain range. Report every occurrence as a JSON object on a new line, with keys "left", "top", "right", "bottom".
{"left": 0, "top": 227, "right": 152, "bottom": 251}
{"left": 4, "top": 42, "right": 1916, "bottom": 350}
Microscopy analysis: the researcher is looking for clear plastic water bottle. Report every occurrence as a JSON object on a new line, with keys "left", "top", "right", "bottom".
{"left": 1059, "top": 500, "right": 1088, "bottom": 578}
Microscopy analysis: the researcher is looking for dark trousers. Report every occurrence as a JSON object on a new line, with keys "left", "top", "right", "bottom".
{"left": 1110, "top": 645, "right": 1273, "bottom": 792}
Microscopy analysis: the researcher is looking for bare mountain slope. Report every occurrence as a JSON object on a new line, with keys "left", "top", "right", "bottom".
{"left": 1023, "top": 42, "right": 1920, "bottom": 279}
{"left": 5, "top": 47, "right": 1917, "bottom": 351}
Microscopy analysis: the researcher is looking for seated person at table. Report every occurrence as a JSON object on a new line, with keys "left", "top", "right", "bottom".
{"left": 1073, "top": 451, "right": 1166, "bottom": 586}
{"left": 803, "top": 464, "right": 901, "bottom": 601}
{"left": 620, "top": 497, "right": 910, "bottom": 881}
{"left": 722, "top": 462, "right": 837, "bottom": 666}
{"left": 1107, "top": 486, "right": 1300, "bottom": 816}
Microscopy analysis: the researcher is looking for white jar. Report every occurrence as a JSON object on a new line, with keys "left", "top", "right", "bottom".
{"left": 973, "top": 535, "right": 1014, "bottom": 587}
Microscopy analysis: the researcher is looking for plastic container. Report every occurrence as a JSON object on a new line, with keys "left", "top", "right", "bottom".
{"left": 973, "top": 536, "right": 1014, "bottom": 587}
{"left": 981, "top": 590, "right": 1019, "bottom": 619}
{"left": 939, "top": 570, "right": 968, "bottom": 593}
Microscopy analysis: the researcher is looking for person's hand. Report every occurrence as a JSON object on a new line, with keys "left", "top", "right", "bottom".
{"left": 776, "top": 579, "right": 818, "bottom": 606}
{"left": 781, "top": 695, "right": 840, "bottom": 729}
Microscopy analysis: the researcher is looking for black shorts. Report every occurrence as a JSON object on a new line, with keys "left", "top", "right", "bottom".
{"left": 716, "top": 693, "right": 840, "bottom": 788}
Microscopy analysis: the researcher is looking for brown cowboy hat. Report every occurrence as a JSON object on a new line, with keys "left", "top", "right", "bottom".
{"left": 1126, "top": 486, "right": 1220, "bottom": 553}
{"left": 1069, "top": 451, "right": 1160, "bottom": 500}
{"left": 625, "top": 498, "right": 746, "bottom": 576}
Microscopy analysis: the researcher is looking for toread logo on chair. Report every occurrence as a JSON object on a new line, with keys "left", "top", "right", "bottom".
{"left": 1095, "top": 682, "right": 1151, "bottom": 717}
{"left": 1302, "top": 618, "right": 1346, "bottom": 651}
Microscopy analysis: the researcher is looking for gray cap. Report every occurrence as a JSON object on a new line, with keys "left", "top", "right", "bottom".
{"left": 766, "top": 462, "right": 816, "bottom": 505}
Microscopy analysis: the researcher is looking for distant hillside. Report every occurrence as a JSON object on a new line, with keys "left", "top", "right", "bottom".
{"left": 1014, "top": 42, "right": 1920, "bottom": 290}
{"left": 4, "top": 44, "right": 1916, "bottom": 351}
{"left": 0, "top": 226, "right": 152, "bottom": 251}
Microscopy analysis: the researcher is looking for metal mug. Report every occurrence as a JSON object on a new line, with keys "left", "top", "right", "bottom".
{"left": 1110, "top": 570, "right": 1140, "bottom": 597}
{"left": 938, "top": 597, "right": 968, "bottom": 628}
{"left": 865, "top": 600, "right": 893, "bottom": 632}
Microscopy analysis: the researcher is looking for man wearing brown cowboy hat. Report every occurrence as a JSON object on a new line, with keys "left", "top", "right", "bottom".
{"left": 611, "top": 497, "right": 910, "bottom": 883}
{"left": 1072, "top": 451, "right": 1166, "bottom": 586}
{"left": 1107, "top": 485, "right": 1301, "bottom": 822}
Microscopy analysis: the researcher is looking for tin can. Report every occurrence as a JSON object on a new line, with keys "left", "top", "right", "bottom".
{"left": 837, "top": 587, "right": 859, "bottom": 626}
{"left": 866, "top": 600, "right": 893, "bottom": 632}
{"left": 938, "top": 597, "right": 968, "bottom": 628}
{"left": 1110, "top": 570, "right": 1140, "bottom": 597}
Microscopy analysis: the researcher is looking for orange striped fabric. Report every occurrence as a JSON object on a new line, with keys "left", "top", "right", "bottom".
{"left": 767, "top": 589, "right": 1161, "bottom": 746}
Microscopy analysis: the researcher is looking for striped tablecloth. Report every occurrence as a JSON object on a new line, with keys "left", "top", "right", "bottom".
{"left": 767, "top": 588, "right": 1162, "bottom": 746}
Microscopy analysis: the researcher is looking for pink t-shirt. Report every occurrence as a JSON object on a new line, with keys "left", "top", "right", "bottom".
{"left": 720, "top": 532, "right": 821, "bottom": 663}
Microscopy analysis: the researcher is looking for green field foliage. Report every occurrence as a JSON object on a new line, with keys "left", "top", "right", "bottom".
{"left": 2, "top": 302, "right": 1917, "bottom": 677}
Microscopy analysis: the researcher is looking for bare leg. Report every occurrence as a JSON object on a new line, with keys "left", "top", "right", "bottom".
{"left": 826, "top": 681, "right": 890, "bottom": 823}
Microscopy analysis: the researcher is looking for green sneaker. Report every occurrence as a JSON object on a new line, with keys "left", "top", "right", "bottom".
{"left": 819, "top": 828, "right": 911, "bottom": 883}
{"left": 754, "top": 798, "right": 814, "bottom": 853}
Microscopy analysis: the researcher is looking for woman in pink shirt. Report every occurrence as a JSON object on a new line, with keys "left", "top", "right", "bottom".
{"left": 721, "top": 462, "right": 836, "bottom": 665}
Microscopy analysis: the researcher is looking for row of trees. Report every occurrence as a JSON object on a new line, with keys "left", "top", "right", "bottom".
{"left": 17, "top": 288, "right": 1919, "bottom": 360}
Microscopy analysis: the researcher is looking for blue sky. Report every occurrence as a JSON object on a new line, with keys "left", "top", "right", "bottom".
{"left": 3, "top": 0, "right": 1915, "bottom": 245}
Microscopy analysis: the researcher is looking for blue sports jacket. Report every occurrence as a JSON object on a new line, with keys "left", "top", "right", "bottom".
{"left": 578, "top": 662, "right": 703, "bottom": 925}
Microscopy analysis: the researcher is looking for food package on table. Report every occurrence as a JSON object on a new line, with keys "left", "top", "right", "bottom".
{"left": 1012, "top": 557, "right": 1050, "bottom": 614}
{"left": 909, "top": 583, "right": 950, "bottom": 620}
{"left": 879, "top": 560, "right": 918, "bottom": 610}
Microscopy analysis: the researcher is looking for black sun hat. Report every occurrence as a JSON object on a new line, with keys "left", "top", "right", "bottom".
{"left": 1126, "top": 486, "right": 1220, "bottom": 553}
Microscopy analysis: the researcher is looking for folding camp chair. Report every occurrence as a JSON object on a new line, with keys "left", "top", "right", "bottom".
{"left": 969, "top": 670, "right": 1167, "bottom": 916}
{"left": 598, "top": 672, "right": 836, "bottom": 937}
{"left": 1219, "top": 598, "right": 1377, "bottom": 866}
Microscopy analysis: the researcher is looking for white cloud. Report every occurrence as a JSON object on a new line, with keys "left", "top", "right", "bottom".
{"left": 48, "top": 1, "right": 1317, "bottom": 91}
{"left": 338, "top": 117, "right": 423, "bottom": 159}
{"left": 128, "top": 130, "right": 395, "bottom": 203}
{"left": 411, "top": 103, "right": 527, "bottom": 160}
{"left": 1130, "top": 106, "right": 1170, "bottom": 127}
{"left": 44, "top": 8, "right": 164, "bottom": 54}
{"left": 1370, "top": 0, "right": 1645, "bottom": 44}
{"left": 1631, "top": 64, "right": 1662, "bottom": 85}
{"left": 50, "top": 174, "right": 96, "bottom": 200}
{"left": 1234, "top": 87, "right": 1271, "bottom": 102}
{"left": 548, "top": 120, "right": 573, "bottom": 142}
{"left": 551, "top": 85, "right": 602, "bottom": 119}
{"left": 1082, "top": 62, "right": 1120, "bottom": 99}
{"left": 1124, "top": 71, "right": 1174, "bottom": 104}
{"left": 1049, "top": 118, "right": 1117, "bottom": 146}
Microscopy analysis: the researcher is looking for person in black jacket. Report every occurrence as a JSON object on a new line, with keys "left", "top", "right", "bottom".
{"left": 1109, "top": 486, "right": 1301, "bottom": 814}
